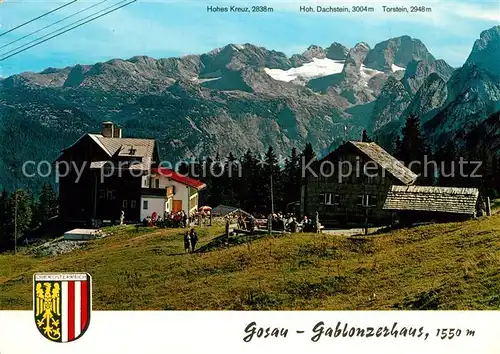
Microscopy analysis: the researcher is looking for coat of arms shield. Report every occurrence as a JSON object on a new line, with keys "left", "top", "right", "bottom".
{"left": 33, "top": 273, "right": 92, "bottom": 343}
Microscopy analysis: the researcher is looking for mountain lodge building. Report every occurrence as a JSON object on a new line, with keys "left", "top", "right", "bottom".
{"left": 56, "top": 121, "right": 206, "bottom": 225}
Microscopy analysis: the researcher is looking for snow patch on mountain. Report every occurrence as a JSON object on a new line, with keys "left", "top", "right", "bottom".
{"left": 191, "top": 77, "right": 221, "bottom": 84}
{"left": 392, "top": 64, "right": 405, "bottom": 72}
{"left": 360, "top": 65, "right": 384, "bottom": 87}
{"left": 185, "top": 116, "right": 203, "bottom": 133}
{"left": 264, "top": 58, "right": 344, "bottom": 82}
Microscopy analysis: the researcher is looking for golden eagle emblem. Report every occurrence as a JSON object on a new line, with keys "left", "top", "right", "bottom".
{"left": 33, "top": 273, "right": 91, "bottom": 343}
{"left": 35, "top": 282, "right": 61, "bottom": 340}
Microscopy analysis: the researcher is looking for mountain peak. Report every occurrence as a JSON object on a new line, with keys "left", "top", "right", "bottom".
{"left": 364, "top": 35, "right": 435, "bottom": 72}
{"left": 465, "top": 25, "right": 500, "bottom": 77}
{"left": 306, "top": 44, "right": 323, "bottom": 51}
{"left": 325, "top": 42, "right": 349, "bottom": 60}
{"left": 302, "top": 45, "right": 327, "bottom": 60}
{"left": 355, "top": 42, "right": 370, "bottom": 50}
{"left": 343, "top": 42, "right": 371, "bottom": 72}
{"left": 402, "top": 59, "right": 454, "bottom": 93}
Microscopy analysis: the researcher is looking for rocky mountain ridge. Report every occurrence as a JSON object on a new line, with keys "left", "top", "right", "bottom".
{"left": 0, "top": 26, "right": 499, "bottom": 190}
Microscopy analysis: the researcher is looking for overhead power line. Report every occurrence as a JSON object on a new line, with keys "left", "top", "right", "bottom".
{"left": 0, "top": 0, "right": 78, "bottom": 39}
{"left": 0, "top": 0, "right": 137, "bottom": 61}
{"left": 0, "top": 0, "right": 109, "bottom": 51}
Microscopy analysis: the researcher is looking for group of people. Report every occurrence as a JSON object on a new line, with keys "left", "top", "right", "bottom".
{"left": 234, "top": 211, "right": 319, "bottom": 233}
{"left": 142, "top": 210, "right": 189, "bottom": 228}
{"left": 298, "top": 215, "right": 317, "bottom": 232}
{"left": 236, "top": 214, "right": 256, "bottom": 233}
{"left": 268, "top": 212, "right": 318, "bottom": 233}
{"left": 183, "top": 228, "right": 199, "bottom": 253}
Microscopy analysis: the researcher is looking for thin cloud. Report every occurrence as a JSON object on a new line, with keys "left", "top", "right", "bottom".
{"left": 453, "top": 3, "right": 500, "bottom": 22}
{"left": 0, "top": 0, "right": 496, "bottom": 75}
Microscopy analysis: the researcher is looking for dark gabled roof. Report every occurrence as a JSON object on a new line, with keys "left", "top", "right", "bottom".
{"left": 349, "top": 142, "right": 418, "bottom": 185}
{"left": 322, "top": 141, "right": 418, "bottom": 185}
{"left": 58, "top": 133, "right": 158, "bottom": 172}
{"left": 90, "top": 134, "right": 156, "bottom": 167}
{"left": 383, "top": 185, "right": 480, "bottom": 215}
{"left": 211, "top": 205, "right": 252, "bottom": 218}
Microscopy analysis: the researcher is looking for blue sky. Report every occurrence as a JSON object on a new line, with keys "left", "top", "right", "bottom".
{"left": 0, "top": 0, "right": 498, "bottom": 76}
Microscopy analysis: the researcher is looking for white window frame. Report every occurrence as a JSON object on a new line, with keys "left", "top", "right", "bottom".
{"left": 143, "top": 200, "right": 148, "bottom": 210}
{"left": 122, "top": 200, "right": 128, "bottom": 208}
{"left": 357, "top": 195, "right": 367, "bottom": 206}
{"left": 325, "top": 193, "right": 341, "bottom": 206}
{"left": 131, "top": 200, "right": 137, "bottom": 208}
{"left": 358, "top": 194, "right": 377, "bottom": 207}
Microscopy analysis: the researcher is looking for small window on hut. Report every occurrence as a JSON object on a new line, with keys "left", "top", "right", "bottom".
{"left": 326, "top": 193, "right": 342, "bottom": 205}
{"left": 107, "top": 189, "right": 114, "bottom": 200}
{"left": 357, "top": 195, "right": 377, "bottom": 207}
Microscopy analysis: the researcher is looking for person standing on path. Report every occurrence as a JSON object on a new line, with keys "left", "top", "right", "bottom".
{"left": 189, "top": 228, "right": 198, "bottom": 252}
{"left": 184, "top": 231, "right": 191, "bottom": 253}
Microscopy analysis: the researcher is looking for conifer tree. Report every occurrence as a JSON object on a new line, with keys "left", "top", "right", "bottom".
{"left": 0, "top": 190, "right": 8, "bottom": 251}
{"left": 209, "top": 153, "right": 225, "bottom": 207}
{"left": 222, "top": 152, "right": 239, "bottom": 206}
{"left": 361, "top": 129, "right": 372, "bottom": 143}
{"left": 240, "top": 150, "right": 258, "bottom": 213}
{"left": 301, "top": 143, "right": 316, "bottom": 216}
{"left": 198, "top": 157, "right": 213, "bottom": 207}
{"left": 436, "top": 141, "right": 458, "bottom": 187}
{"left": 36, "top": 183, "right": 58, "bottom": 225}
{"left": 396, "top": 114, "right": 433, "bottom": 184}
{"left": 262, "top": 146, "right": 280, "bottom": 213}
{"left": 4, "top": 189, "right": 32, "bottom": 250}
{"left": 284, "top": 147, "right": 300, "bottom": 208}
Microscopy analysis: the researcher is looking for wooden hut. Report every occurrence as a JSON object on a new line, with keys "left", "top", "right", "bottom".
{"left": 301, "top": 141, "right": 417, "bottom": 227}
{"left": 383, "top": 185, "right": 482, "bottom": 223}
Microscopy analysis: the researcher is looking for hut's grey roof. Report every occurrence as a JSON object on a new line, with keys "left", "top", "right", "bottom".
{"left": 350, "top": 142, "right": 418, "bottom": 185}
{"left": 212, "top": 205, "right": 252, "bottom": 218}
{"left": 383, "top": 185, "right": 480, "bottom": 215}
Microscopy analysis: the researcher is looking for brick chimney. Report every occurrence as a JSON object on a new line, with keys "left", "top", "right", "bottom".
{"left": 102, "top": 121, "right": 114, "bottom": 137}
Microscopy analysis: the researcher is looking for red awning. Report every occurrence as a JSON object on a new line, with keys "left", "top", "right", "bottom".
{"left": 151, "top": 168, "right": 206, "bottom": 190}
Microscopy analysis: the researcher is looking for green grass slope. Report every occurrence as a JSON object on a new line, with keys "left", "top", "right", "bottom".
{"left": 1, "top": 215, "right": 499, "bottom": 310}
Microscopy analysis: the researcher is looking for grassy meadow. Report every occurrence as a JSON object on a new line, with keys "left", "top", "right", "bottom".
{"left": 0, "top": 214, "right": 499, "bottom": 310}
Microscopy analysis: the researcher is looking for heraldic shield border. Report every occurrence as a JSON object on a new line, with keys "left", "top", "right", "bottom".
{"left": 33, "top": 273, "right": 92, "bottom": 343}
